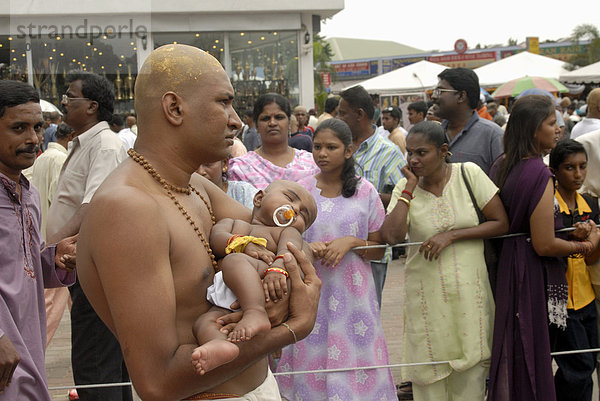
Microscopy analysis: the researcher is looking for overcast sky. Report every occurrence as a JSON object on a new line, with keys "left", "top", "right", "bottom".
{"left": 320, "top": 0, "right": 600, "bottom": 52}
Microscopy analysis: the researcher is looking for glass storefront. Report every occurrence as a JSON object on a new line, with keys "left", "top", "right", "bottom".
{"left": 229, "top": 30, "right": 299, "bottom": 111}
{"left": 1, "top": 33, "right": 138, "bottom": 114}
{"left": 154, "top": 30, "right": 300, "bottom": 112}
{"left": 1, "top": 29, "right": 300, "bottom": 115}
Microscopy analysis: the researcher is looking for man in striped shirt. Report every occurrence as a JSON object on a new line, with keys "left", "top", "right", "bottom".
{"left": 339, "top": 85, "right": 407, "bottom": 307}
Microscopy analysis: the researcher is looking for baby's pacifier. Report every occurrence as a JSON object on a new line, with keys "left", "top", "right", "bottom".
{"left": 273, "top": 205, "right": 296, "bottom": 227}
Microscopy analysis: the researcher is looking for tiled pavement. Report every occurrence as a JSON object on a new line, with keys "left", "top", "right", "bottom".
{"left": 45, "top": 257, "right": 597, "bottom": 400}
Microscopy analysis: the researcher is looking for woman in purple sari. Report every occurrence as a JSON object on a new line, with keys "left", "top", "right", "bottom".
{"left": 488, "top": 95, "right": 600, "bottom": 401}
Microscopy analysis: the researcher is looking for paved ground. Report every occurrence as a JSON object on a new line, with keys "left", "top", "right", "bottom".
{"left": 45, "top": 257, "right": 597, "bottom": 400}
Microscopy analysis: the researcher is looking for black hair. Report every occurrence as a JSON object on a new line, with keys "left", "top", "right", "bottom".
{"left": 243, "top": 108, "right": 254, "bottom": 118}
{"left": 339, "top": 85, "right": 375, "bottom": 120}
{"left": 313, "top": 118, "right": 360, "bottom": 198}
{"left": 253, "top": 93, "right": 291, "bottom": 123}
{"left": 495, "top": 95, "right": 555, "bottom": 188}
{"left": 56, "top": 122, "right": 74, "bottom": 140}
{"left": 0, "top": 80, "right": 40, "bottom": 118}
{"left": 407, "top": 101, "right": 428, "bottom": 116}
{"left": 49, "top": 111, "right": 61, "bottom": 122}
{"left": 382, "top": 106, "right": 402, "bottom": 121}
{"left": 438, "top": 68, "right": 480, "bottom": 109}
{"left": 549, "top": 139, "right": 587, "bottom": 170}
{"left": 324, "top": 97, "right": 340, "bottom": 114}
{"left": 109, "top": 114, "right": 124, "bottom": 127}
{"left": 66, "top": 70, "right": 115, "bottom": 122}
{"left": 407, "top": 120, "right": 448, "bottom": 147}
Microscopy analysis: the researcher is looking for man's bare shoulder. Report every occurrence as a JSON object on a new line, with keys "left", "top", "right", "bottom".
{"left": 85, "top": 163, "right": 166, "bottom": 232}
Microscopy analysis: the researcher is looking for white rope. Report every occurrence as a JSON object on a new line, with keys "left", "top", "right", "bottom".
{"left": 551, "top": 347, "right": 600, "bottom": 356}
{"left": 49, "top": 381, "right": 132, "bottom": 391}
{"left": 48, "top": 347, "right": 600, "bottom": 391}
{"left": 352, "top": 225, "right": 599, "bottom": 250}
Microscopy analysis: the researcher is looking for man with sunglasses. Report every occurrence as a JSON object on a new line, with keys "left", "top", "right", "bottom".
{"left": 431, "top": 68, "right": 503, "bottom": 174}
{"left": 46, "top": 71, "right": 129, "bottom": 401}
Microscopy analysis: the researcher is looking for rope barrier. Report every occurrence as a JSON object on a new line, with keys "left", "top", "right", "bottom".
{"left": 47, "top": 347, "right": 600, "bottom": 391}
{"left": 48, "top": 226, "right": 600, "bottom": 393}
{"left": 351, "top": 225, "right": 599, "bottom": 250}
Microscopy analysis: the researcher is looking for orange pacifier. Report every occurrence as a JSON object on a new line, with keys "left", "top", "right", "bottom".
{"left": 273, "top": 204, "right": 295, "bottom": 227}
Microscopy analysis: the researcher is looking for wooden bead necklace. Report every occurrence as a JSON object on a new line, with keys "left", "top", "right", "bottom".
{"left": 127, "top": 149, "right": 217, "bottom": 269}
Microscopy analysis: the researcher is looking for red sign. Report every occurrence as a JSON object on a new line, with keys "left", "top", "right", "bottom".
{"left": 429, "top": 51, "right": 496, "bottom": 63}
{"left": 321, "top": 72, "right": 331, "bottom": 87}
{"left": 454, "top": 39, "right": 468, "bottom": 54}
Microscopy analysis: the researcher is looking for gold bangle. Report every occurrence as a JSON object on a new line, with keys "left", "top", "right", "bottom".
{"left": 398, "top": 196, "right": 410, "bottom": 207}
{"left": 281, "top": 322, "right": 297, "bottom": 343}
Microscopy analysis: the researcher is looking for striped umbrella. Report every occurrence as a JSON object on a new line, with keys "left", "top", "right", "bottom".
{"left": 491, "top": 76, "right": 568, "bottom": 99}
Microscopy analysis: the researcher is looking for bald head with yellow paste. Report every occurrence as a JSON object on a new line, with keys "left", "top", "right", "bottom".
{"left": 135, "top": 44, "right": 223, "bottom": 120}
{"left": 133, "top": 44, "right": 241, "bottom": 166}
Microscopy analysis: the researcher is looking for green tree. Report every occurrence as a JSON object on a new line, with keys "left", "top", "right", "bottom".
{"left": 567, "top": 23, "right": 600, "bottom": 68}
{"left": 507, "top": 38, "right": 518, "bottom": 46}
{"left": 313, "top": 34, "right": 336, "bottom": 113}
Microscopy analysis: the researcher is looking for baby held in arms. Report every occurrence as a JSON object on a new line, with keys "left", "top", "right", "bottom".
{"left": 191, "top": 180, "right": 317, "bottom": 375}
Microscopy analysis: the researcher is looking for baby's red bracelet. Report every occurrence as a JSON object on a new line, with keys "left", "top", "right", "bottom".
{"left": 264, "top": 267, "right": 289, "bottom": 278}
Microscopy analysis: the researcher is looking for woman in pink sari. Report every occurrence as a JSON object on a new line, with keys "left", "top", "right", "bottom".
{"left": 229, "top": 93, "right": 319, "bottom": 189}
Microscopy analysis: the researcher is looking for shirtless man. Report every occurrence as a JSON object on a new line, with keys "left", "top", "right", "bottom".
{"left": 77, "top": 44, "right": 321, "bottom": 401}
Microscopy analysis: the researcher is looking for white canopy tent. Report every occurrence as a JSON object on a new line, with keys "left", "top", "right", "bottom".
{"left": 559, "top": 61, "right": 600, "bottom": 84}
{"left": 344, "top": 60, "right": 448, "bottom": 94}
{"left": 40, "top": 99, "right": 63, "bottom": 115}
{"left": 474, "top": 51, "right": 569, "bottom": 87}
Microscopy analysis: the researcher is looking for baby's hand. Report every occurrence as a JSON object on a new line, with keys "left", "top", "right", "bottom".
{"left": 263, "top": 269, "right": 288, "bottom": 302}
{"left": 244, "top": 242, "right": 275, "bottom": 264}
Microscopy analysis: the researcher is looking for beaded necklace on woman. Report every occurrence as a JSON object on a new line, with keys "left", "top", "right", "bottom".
{"left": 127, "top": 149, "right": 218, "bottom": 270}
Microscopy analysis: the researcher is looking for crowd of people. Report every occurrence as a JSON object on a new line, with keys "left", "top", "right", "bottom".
{"left": 1, "top": 43, "right": 600, "bottom": 401}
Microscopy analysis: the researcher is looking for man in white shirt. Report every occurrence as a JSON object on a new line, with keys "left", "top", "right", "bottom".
{"left": 46, "top": 70, "right": 129, "bottom": 401}
{"left": 30, "top": 122, "right": 74, "bottom": 349}
{"left": 571, "top": 89, "right": 600, "bottom": 139}
{"left": 575, "top": 128, "right": 600, "bottom": 198}
{"left": 109, "top": 114, "right": 137, "bottom": 149}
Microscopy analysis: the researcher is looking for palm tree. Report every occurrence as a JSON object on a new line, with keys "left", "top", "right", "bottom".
{"left": 568, "top": 23, "right": 600, "bottom": 68}
{"left": 313, "top": 34, "right": 336, "bottom": 113}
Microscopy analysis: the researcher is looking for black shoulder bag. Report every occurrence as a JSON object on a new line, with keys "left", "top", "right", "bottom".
{"left": 460, "top": 163, "right": 500, "bottom": 298}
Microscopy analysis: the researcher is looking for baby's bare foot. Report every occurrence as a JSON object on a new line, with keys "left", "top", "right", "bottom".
{"left": 227, "top": 308, "right": 270, "bottom": 343}
{"left": 191, "top": 340, "right": 239, "bottom": 375}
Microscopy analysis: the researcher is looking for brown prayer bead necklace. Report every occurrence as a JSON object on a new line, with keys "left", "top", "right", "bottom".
{"left": 127, "top": 149, "right": 218, "bottom": 269}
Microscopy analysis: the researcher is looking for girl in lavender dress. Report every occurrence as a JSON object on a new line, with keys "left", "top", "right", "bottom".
{"left": 275, "top": 119, "right": 397, "bottom": 401}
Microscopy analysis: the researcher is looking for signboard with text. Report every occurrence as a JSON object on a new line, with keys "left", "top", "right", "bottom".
{"left": 428, "top": 51, "right": 497, "bottom": 69}
{"left": 333, "top": 61, "right": 370, "bottom": 77}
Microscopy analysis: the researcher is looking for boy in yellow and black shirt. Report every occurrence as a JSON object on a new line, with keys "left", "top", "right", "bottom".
{"left": 549, "top": 139, "right": 600, "bottom": 401}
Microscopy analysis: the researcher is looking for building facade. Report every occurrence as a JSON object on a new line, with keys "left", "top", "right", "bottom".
{"left": 0, "top": 1, "right": 344, "bottom": 113}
